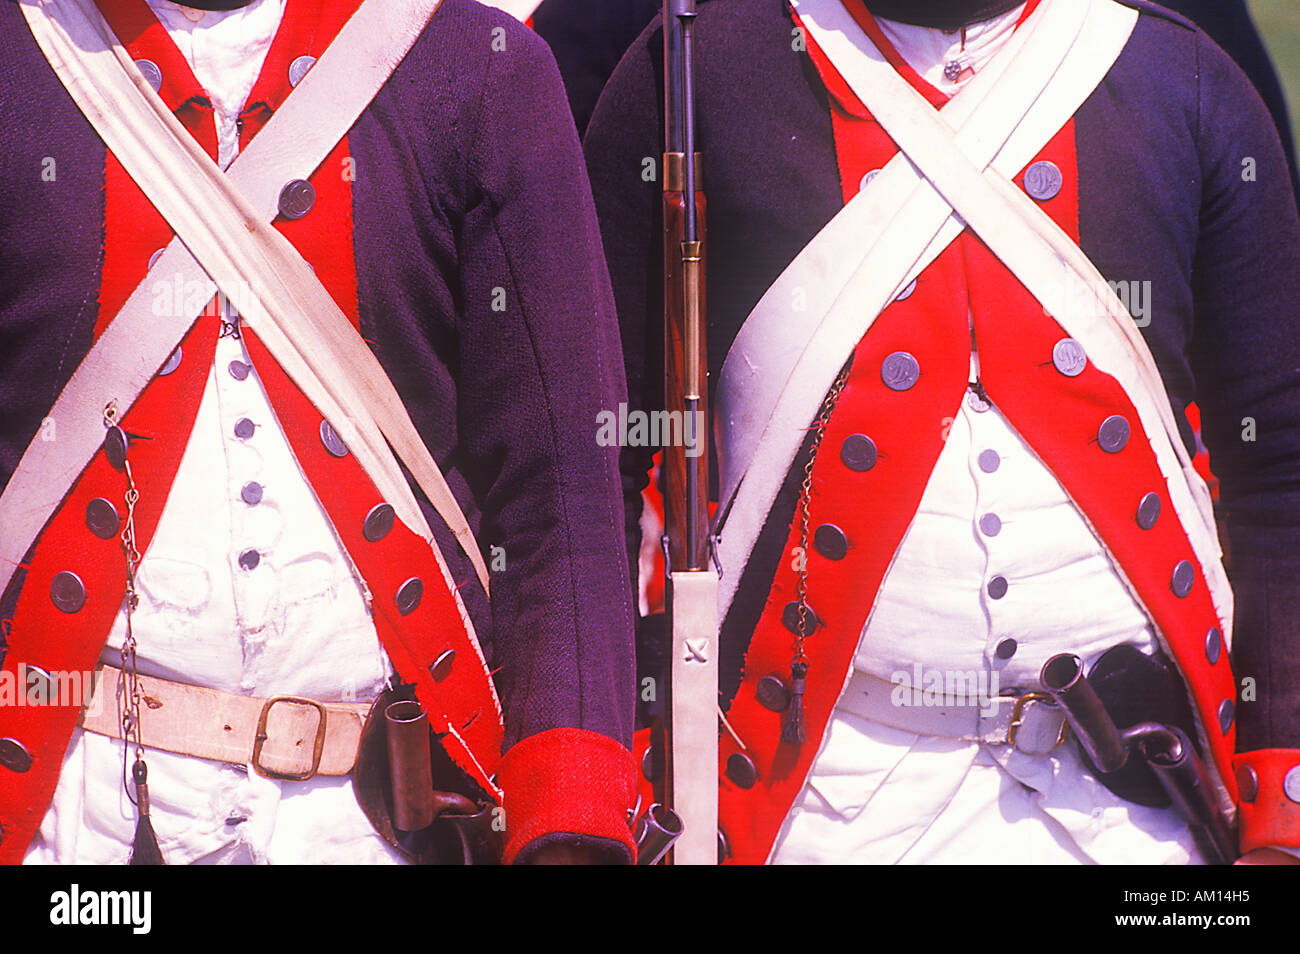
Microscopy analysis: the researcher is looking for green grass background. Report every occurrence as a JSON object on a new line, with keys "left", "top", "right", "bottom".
{"left": 1248, "top": 0, "right": 1300, "bottom": 138}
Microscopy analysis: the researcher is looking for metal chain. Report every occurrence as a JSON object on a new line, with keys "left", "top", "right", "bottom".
{"left": 105, "top": 402, "right": 145, "bottom": 804}
{"left": 793, "top": 364, "right": 851, "bottom": 664}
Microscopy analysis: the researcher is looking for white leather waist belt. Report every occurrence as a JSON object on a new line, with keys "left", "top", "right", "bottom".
{"left": 836, "top": 670, "right": 1068, "bottom": 756}
{"left": 80, "top": 665, "right": 371, "bottom": 780}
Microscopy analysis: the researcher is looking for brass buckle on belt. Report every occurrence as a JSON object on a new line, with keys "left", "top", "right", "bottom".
{"left": 1007, "top": 691, "right": 1067, "bottom": 751}
{"left": 252, "top": 696, "right": 328, "bottom": 781}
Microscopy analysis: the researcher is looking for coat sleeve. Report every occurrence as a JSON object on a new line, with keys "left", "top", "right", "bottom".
{"left": 454, "top": 11, "right": 638, "bottom": 863}
{"left": 1154, "top": 0, "right": 1299, "bottom": 202}
{"left": 1186, "top": 28, "right": 1300, "bottom": 853}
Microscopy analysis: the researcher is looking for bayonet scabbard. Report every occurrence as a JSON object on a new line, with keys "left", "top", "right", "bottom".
{"left": 385, "top": 699, "right": 436, "bottom": 832}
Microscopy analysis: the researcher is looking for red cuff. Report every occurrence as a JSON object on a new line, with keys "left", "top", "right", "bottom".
{"left": 1235, "top": 750, "right": 1300, "bottom": 853}
{"left": 497, "top": 728, "right": 637, "bottom": 864}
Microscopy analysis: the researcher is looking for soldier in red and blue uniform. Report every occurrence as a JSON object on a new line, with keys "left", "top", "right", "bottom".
{"left": 588, "top": 0, "right": 1300, "bottom": 863}
{"left": 0, "top": 0, "right": 636, "bottom": 865}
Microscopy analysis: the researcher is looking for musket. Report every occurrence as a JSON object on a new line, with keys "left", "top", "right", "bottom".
{"left": 660, "top": 0, "right": 719, "bottom": 865}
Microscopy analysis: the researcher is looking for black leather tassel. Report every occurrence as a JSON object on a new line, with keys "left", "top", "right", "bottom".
{"left": 129, "top": 759, "right": 165, "bottom": 866}
{"left": 781, "top": 662, "right": 809, "bottom": 745}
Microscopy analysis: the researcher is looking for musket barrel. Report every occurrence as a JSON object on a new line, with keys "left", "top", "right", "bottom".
{"left": 663, "top": 1, "right": 684, "bottom": 154}
{"left": 680, "top": 4, "right": 699, "bottom": 244}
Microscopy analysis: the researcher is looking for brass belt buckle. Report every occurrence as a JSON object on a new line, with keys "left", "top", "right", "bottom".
{"left": 252, "top": 696, "right": 328, "bottom": 781}
{"left": 1007, "top": 691, "right": 1067, "bottom": 752}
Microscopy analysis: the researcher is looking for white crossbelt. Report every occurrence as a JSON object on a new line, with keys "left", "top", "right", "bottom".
{"left": 715, "top": 0, "right": 1231, "bottom": 652}
{"left": 715, "top": 0, "right": 1098, "bottom": 539}
{"left": 5, "top": 0, "right": 493, "bottom": 614}
{"left": 797, "top": 0, "right": 1231, "bottom": 636}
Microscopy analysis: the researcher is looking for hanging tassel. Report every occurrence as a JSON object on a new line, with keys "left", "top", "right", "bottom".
{"left": 129, "top": 759, "right": 165, "bottom": 866}
{"left": 781, "top": 662, "right": 809, "bottom": 745}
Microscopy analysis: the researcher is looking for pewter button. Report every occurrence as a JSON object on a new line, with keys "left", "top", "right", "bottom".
{"left": 841, "top": 434, "right": 877, "bottom": 472}
{"left": 1052, "top": 338, "right": 1087, "bottom": 377}
{"left": 85, "top": 498, "right": 121, "bottom": 540}
{"left": 1284, "top": 766, "right": 1300, "bottom": 804}
{"left": 1237, "top": 764, "right": 1258, "bottom": 803}
{"left": 104, "top": 425, "right": 128, "bottom": 471}
{"left": 158, "top": 346, "right": 183, "bottom": 377}
{"left": 995, "top": 638, "right": 1017, "bottom": 660}
{"left": 1218, "top": 698, "right": 1235, "bottom": 734}
{"left": 987, "top": 576, "right": 1009, "bottom": 600}
{"left": 23, "top": 666, "right": 53, "bottom": 703}
{"left": 241, "top": 481, "right": 264, "bottom": 505}
{"left": 968, "top": 388, "right": 991, "bottom": 413}
{"left": 756, "top": 676, "right": 790, "bottom": 713}
{"left": 228, "top": 360, "right": 251, "bottom": 381}
{"left": 859, "top": 169, "right": 881, "bottom": 192}
{"left": 725, "top": 752, "right": 758, "bottom": 789}
{"left": 430, "top": 649, "right": 455, "bottom": 682}
{"left": 1137, "top": 492, "right": 1161, "bottom": 530}
{"left": 0, "top": 738, "right": 32, "bottom": 774}
{"left": 979, "top": 513, "right": 1002, "bottom": 537}
{"left": 50, "top": 571, "right": 86, "bottom": 614}
{"left": 363, "top": 503, "right": 396, "bottom": 542}
{"left": 234, "top": 418, "right": 256, "bottom": 440}
{"left": 895, "top": 279, "right": 917, "bottom": 303}
{"left": 320, "top": 419, "right": 349, "bottom": 458}
{"left": 881, "top": 352, "right": 920, "bottom": 391}
{"left": 1024, "top": 160, "right": 1063, "bottom": 201}
{"left": 238, "top": 549, "right": 260, "bottom": 571}
{"left": 1171, "top": 560, "right": 1195, "bottom": 598}
{"left": 978, "top": 449, "right": 1000, "bottom": 473}
{"left": 782, "top": 600, "right": 820, "bottom": 637}
{"left": 134, "top": 58, "right": 163, "bottom": 93}
{"left": 278, "top": 179, "right": 316, "bottom": 220}
{"left": 288, "top": 54, "right": 317, "bottom": 88}
{"left": 396, "top": 577, "right": 424, "bottom": 616}
{"left": 1205, "top": 627, "right": 1223, "bottom": 666}
{"left": 148, "top": 248, "right": 165, "bottom": 270}
{"left": 1098, "top": 415, "right": 1130, "bottom": 453}
{"left": 813, "top": 524, "right": 848, "bottom": 561}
